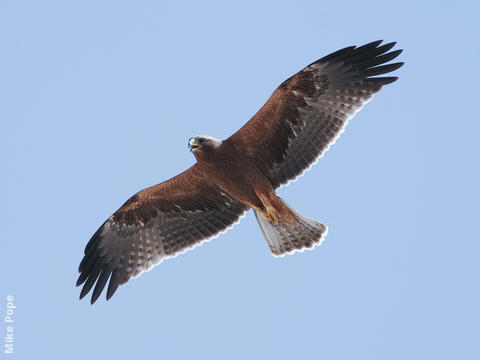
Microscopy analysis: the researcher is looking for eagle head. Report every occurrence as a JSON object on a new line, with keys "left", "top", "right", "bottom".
{"left": 188, "top": 135, "right": 222, "bottom": 154}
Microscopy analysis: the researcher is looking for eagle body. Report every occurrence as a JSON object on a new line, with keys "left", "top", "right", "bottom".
{"left": 191, "top": 138, "right": 289, "bottom": 222}
{"left": 193, "top": 139, "right": 268, "bottom": 204}
{"left": 77, "top": 40, "right": 404, "bottom": 303}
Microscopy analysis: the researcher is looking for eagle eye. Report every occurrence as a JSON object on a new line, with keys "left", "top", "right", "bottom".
{"left": 199, "top": 138, "right": 207, "bottom": 144}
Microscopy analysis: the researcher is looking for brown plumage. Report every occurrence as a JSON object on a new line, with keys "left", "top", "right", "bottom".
{"left": 77, "top": 40, "right": 403, "bottom": 303}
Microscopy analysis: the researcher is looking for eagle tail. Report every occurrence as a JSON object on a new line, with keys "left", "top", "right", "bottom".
{"left": 254, "top": 199, "right": 327, "bottom": 256}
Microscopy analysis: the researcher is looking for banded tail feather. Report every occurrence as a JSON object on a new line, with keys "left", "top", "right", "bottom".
{"left": 254, "top": 199, "right": 327, "bottom": 256}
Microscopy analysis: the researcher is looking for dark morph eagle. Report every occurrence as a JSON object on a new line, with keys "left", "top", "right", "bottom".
{"left": 77, "top": 40, "right": 403, "bottom": 304}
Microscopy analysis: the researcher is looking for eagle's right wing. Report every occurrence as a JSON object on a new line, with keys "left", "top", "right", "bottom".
{"left": 77, "top": 164, "right": 248, "bottom": 304}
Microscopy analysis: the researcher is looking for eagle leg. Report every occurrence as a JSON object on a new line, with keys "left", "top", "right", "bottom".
{"left": 255, "top": 191, "right": 298, "bottom": 226}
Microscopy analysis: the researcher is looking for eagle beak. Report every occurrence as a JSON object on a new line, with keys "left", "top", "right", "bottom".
{"left": 188, "top": 137, "right": 200, "bottom": 152}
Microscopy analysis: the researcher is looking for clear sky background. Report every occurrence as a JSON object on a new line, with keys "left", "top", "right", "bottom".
{"left": 1, "top": 1, "right": 478, "bottom": 359}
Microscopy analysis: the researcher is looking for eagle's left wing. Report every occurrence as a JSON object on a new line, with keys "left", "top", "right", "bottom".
{"left": 226, "top": 40, "right": 403, "bottom": 188}
{"left": 77, "top": 164, "right": 248, "bottom": 304}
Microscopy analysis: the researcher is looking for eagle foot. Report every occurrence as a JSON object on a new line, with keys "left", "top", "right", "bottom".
{"left": 265, "top": 206, "right": 281, "bottom": 225}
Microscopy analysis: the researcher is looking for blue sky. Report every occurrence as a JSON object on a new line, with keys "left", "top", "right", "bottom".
{"left": 1, "top": 1, "right": 479, "bottom": 359}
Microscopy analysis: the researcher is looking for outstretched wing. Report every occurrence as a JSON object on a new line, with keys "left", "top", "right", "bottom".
{"left": 226, "top": 40, "right": 403, "bottom": 188}
{"left": 77, "top": 164, "right": 248, "bottom": 304}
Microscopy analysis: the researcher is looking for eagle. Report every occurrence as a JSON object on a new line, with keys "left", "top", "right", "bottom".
{"left": 77, "top": 40, "right": 403, "bottom": 304}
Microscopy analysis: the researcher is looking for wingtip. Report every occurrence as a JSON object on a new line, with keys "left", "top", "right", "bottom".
{"left": 354, "top": 40, "right": 384, "bottom": 52}
{"left": 389, "top": 61, "right": 405, "bottom": 73}
{"left": 383, "top": 40, "right": 396, "bottom": 47}
{"left": 388, "top": 49, "right": 403, "bottom": 61}
{"left": 106, "top": 277, "right": 120, "bottom": 301}
{"left": 366, "top": 39, "right": 384, "bottom": 47}
{"left": 76, "top": 273, "right": 87, "bottom": 287}
{"left": 388, "top": 62, "right": 405, "bottom": 72}
{"left": 382, "top": 76, "right": 399, "bottom": 85}
{"left": 90, "top": 290, "right": 101, "bottom": 304}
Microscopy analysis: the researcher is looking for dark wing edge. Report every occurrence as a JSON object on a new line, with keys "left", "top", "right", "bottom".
{"left": 76, "top": 165, "right": 248, "bottom": 304}
{"left": 227, "top": 40, "right": 404, "bottom": 188}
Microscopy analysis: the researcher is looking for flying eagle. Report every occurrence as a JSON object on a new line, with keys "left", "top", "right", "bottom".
{"left": 77, "top": 40, "right": 403, "bottom": 304}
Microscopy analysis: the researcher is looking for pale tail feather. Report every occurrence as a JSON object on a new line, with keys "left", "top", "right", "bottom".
{"left": 254, "top": 200, "right": 327, "bottom": 256}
